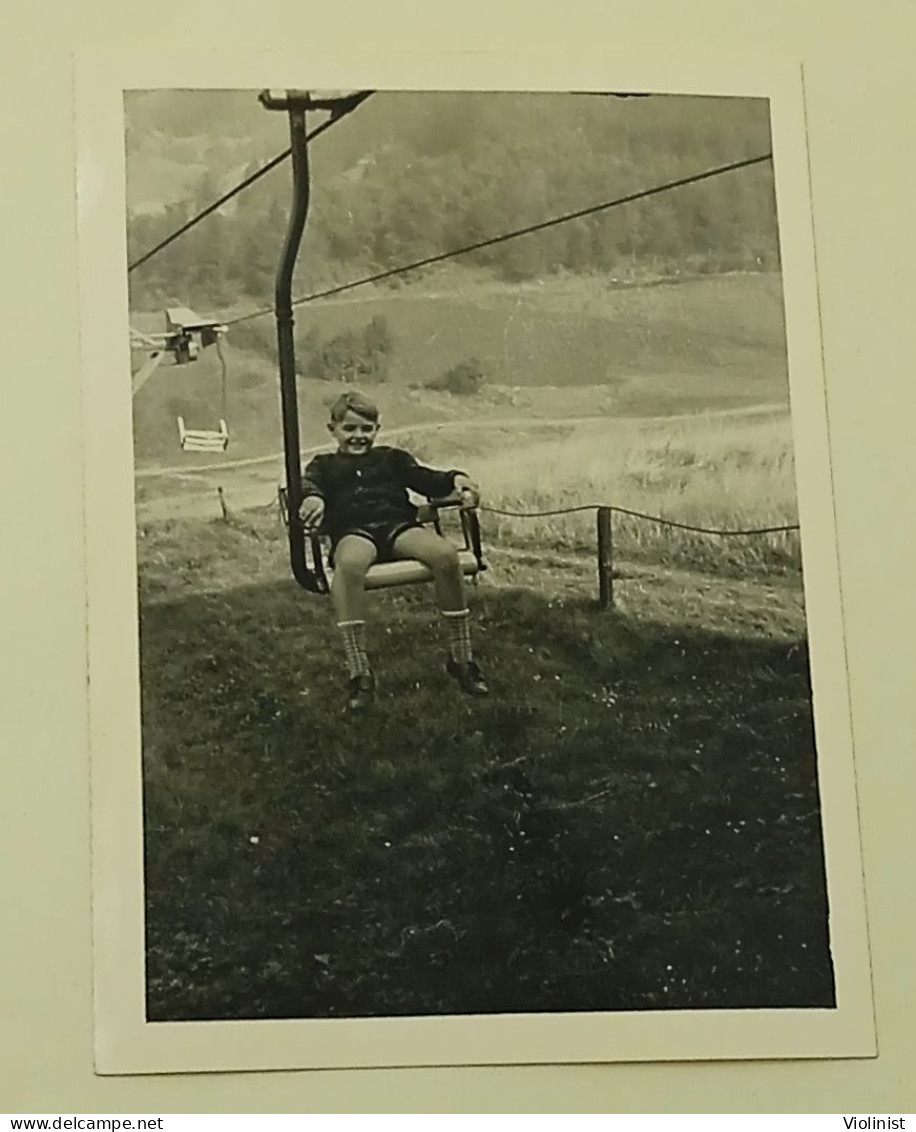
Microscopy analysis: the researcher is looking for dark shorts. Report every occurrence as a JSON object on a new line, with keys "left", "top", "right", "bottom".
{"left": 330, "top": 519, "right": 422, "bottom": 564}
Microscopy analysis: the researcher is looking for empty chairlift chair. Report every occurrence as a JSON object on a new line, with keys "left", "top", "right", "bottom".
{"left": 176, "top": 416, "right": 230, "bottom": 452}
{"left": 161, "top": 307, "right": 231, "bottom": 453}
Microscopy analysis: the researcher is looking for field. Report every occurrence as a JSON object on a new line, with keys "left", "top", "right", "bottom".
{"left": 135, "top": 272, "right": 833, "bottom": 1021}
{"left": 130, "top": 271, "right": 789, "bottom": 466}
{"left": 136, "top": 402, "right": 800, "bottom": 576}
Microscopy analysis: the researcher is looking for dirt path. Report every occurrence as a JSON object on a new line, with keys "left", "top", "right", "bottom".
{"left": 135, "top": 401, "right": 789, "bottom": 523}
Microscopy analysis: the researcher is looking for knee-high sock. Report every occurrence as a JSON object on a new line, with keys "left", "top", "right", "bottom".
{"left": 337, "top": 619, "right": 371, "bottom": 678}
{"left": 441, "top": 608, "right": 473, "bottom": 664}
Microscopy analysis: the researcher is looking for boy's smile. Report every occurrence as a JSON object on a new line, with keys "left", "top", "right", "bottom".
{"left": 329, "top": 409, "right": 380, "bottom": 456}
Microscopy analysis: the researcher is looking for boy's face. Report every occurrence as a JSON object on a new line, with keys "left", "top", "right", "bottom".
{"left": 329, "top": 408, "right": 379, "bottom": 456}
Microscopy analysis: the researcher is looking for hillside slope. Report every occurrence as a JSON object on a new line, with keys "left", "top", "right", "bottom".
{"left": 139, "top": 515, "right": 832, "bottom": 1021}
{"left": 130, "top": 272, "right": 789, "bottom": 464}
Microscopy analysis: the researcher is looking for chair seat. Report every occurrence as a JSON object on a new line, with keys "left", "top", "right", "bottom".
{"left": 333, "top": 548, "right": 481, "bottom": 591}
{"left": 283, "top": 487, "right": 486, "bottom": 596}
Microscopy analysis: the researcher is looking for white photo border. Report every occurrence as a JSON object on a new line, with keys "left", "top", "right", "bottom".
{"left": 75, "top": 44, "right": 876, "bottom": 1075}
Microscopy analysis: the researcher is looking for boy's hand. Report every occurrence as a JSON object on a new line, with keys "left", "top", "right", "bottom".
{"left": 453, "top": 474, "right": 481, "bottom": 509}
{"left": 298, "top": 494, "right": 325, "bottom": 531}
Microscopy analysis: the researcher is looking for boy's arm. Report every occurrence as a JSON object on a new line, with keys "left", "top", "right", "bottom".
{"left": 299, "top": 456, "right": 327, "bottom": 528}
{"left": 301, "top": 454, "right": 327, "bottom": 500}
{"left": 395, "top": 450, "right": 479, "bottom": 505}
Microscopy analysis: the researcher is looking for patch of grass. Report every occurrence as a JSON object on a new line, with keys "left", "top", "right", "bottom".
{"left": 139, "top": 516, "right": 833, "bottom": 1021}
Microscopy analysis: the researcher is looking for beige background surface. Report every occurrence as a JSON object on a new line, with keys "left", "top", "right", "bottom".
{"left": 2, "top": 0, "right": 914, "bottom": 1115}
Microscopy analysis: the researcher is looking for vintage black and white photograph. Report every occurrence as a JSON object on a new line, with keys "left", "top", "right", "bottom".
{"left": 121, "top": 83, "right": 844, "bottom": 1026}
{"left": 73, "top": 53, "right": 877, "bottom": 1071}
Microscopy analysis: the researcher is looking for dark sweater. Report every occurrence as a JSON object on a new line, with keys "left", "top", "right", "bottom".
{"left": 301, "top": 445, "right": 463, "bottom": 539}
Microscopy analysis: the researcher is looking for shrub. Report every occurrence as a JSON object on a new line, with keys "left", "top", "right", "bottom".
{"left": 428, "top": 355, "right": 486, "bottom": 396}
{"left": 302, "top": 315, "right": 395, "bottom": 383}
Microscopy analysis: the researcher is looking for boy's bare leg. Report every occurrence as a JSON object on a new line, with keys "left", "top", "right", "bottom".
{"left": 331, "top": 535, "right": 377, "bottom": 623}
{"left": 391, "top": 527, "right": 466, "bottom": 612}
{"left": 331, "top": 536, "right": 377, "bottom": 704}
{"left": 392, "top": 528, "right": 487, "bottom": 694}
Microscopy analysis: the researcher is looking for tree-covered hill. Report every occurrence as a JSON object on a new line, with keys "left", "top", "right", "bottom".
{"left": 125, "top": 90, "right": 780, "bottom": 313}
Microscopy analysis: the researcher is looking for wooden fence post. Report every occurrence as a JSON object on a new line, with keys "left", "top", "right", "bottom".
{"left": 597, "top": 506, "right": 613, "bottom": 610}
{"left": 217, "top": 486, "right": 229, "bottom": 521}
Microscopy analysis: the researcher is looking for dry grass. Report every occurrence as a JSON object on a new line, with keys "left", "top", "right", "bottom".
{"left": 395, "top": 410, "right": 801, "bottom": 576}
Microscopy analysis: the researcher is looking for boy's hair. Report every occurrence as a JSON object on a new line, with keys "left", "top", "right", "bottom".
{"left": 329, "top": 390, "right": 379, "bottom": 424}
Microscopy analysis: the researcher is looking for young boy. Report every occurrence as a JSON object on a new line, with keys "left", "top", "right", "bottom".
{"left": 299, "top": 391, "right": 489, "bottom": 712}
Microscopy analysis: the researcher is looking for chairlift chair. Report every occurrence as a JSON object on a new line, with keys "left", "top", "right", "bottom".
{"left": 277, "top": 489, "right": 486, "bottom": 595}
{"left": 161, "top": 307, "right": 232, "bottom": 452}
{"left": 176, "top": 416, "right": 230, "bottom": 452}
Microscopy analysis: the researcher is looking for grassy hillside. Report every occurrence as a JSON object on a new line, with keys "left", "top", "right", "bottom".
{"left": 138, "top": 513, "right": 832, "bottom": 1020}
{"left": 134, "top": 264, "right": 820, "bottom": 1022}
{"left": 273, "top": 270, "right": 788, "bottom": 390}
{"left": 130, "top": 271, "right": 789, "bottom": 466}
{"left": 226, "top": 270, "right": 789, "bottom": 391}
